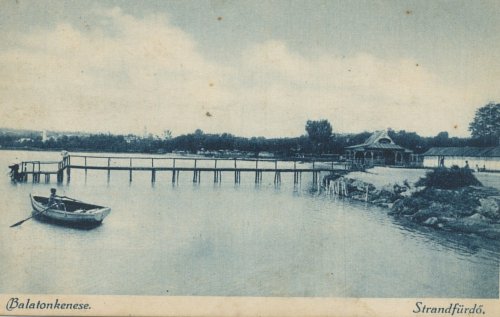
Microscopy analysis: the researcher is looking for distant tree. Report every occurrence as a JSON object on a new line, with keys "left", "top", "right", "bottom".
{"left": 435, "top": 131, "right": 449, "bottom": 143}
{"left": 305, "top": 120, "right": 333, "bottom": 153}
{"left": 163, "top": 130, "right": 173, "bottom": 140}
{"left": 469, "top": 102, "right": 500, "bottom": 146}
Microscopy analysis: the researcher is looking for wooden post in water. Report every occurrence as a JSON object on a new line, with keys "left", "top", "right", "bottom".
{"left": 107, "top": 157, "right": 111, "bottom": 182}
{"left": 234, "top": 159, "right": 238, "bottom": 183}
{"left": 66, "top": 157, "right": 71, "bottom": 183}
{"left": 151, "top": 159, "right": 155, "bottom": 183}
{"left": 254, "top": 159, "right": 259, "bottom": 184}
{"left": 193, "top": 160, "right": 198, "bottom": 183}
{"left": 193, "top": 170, "right": 197, "bottom": 182}
{"left": 273, "top": 160, "right": 279, "bottom": 184}
{"left": 172, "top": 159, "right": 176, "bottom": 183}
{"left": 57, "top": 167, "right": 63, "bottom": 183}
{"left": 129, "top": 158, "right": 133, "bottom": 182}
{"left": 293, "top": 161, "right": 298, "bottom": 184}
{"left": 213, "top": 160, "right": 217, "bottom": 183}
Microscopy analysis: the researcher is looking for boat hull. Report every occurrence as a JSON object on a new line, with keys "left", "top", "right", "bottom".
{"left": 30, "top": 195, "right": 111, "bottom": 226}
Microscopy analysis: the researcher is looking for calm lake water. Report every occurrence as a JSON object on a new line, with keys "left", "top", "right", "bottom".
{"left": 0, "top": 150, "right": 499, "bottom": 298}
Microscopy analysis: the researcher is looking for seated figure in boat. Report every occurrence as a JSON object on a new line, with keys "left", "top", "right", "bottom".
{"left": 48, "top": 188, "right": 66, "bottom": 211}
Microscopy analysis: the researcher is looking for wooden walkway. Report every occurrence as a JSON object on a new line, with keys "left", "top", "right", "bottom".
{"left": 11, "top": 154, "right": 350, "bottom": 185}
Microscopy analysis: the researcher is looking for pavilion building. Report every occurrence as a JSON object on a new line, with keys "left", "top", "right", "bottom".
{"left": 344, "top": 130, "right": 413, "bottom": 166}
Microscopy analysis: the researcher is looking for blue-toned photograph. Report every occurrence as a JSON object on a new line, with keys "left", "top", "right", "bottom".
{"left": 0, "top": 0, "right": 499, "bottom": 306}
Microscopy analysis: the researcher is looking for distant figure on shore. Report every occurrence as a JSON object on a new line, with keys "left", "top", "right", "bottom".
{"left": 465, "top": 161, "right": 470, "bottom": 169}
{"left": 476, "top": 164, "right": 480, "bottom": 172}
{"left": 439, "top": 157, "right": 445, "bottom": 167}
{"left": 48, "top": 188, "right": 65, "bottom": 210}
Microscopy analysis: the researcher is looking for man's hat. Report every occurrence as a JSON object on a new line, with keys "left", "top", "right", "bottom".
{"left": 50, "top": 188, "right": 57, "bottom": 193}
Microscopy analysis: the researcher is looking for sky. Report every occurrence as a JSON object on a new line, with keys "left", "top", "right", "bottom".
{"left": 0, "top": 0, "right": 499, "bottom": 138}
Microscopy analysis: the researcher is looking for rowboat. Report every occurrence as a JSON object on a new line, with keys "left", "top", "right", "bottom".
{"left": 30, "top": 194, "right": 111, "bottom": 227}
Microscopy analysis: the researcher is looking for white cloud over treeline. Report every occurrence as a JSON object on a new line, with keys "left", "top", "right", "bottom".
{"left": 0, "top": 7, "right": 495, "bottom": 137}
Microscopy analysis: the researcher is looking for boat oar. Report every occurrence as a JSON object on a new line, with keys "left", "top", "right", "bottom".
{"left": 10, "top": 204, "right": 56, "bottom": 228}
{"left": 59, "top": 195, "right": 83, "bottom": 203}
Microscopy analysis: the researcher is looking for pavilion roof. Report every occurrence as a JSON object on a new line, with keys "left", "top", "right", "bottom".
{"left": 345, "top": 130, "right": 410, "bottom": 152}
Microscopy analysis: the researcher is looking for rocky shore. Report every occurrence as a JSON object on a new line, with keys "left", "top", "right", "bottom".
{"left": 324, "top": 171, "right": 500, "bottom": 240}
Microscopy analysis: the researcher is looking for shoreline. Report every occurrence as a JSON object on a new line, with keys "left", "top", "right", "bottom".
{"left": 327, "top": 168, "right": 500, "bottom": 241}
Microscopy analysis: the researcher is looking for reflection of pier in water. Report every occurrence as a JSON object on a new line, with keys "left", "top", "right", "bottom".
{"left": 11, "top": 155, "right": 351, "bottom": 185}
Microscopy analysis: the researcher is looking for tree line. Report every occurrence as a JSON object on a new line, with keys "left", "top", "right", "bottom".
{"left": 0, "top": 102, "right": 498, "bottom": 156}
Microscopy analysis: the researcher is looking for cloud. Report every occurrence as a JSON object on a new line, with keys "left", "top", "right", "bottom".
{"left": 0, "top": 7, "right": 232, "bottom": 135}
{"left": 0, "top": 7, "right": 494, "bottom": 137}
{"left": 231, "top": 40, "right": 484, "bottom": 137}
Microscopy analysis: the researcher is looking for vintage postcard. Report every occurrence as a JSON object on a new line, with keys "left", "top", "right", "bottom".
{"left": 1, "top": 0, "right": 499, "bottom": 316}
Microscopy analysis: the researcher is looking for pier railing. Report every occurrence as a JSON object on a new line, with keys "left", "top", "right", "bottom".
{"left": 12, "top": 154, "right": 349, "bottom": 185}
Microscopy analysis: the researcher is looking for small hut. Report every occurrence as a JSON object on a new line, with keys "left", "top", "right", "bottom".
{"left": 345, "top": 130, "right": 412, "bottom": 166}
{"left": 422, "top": 146, "right": 500, "bottom": 171}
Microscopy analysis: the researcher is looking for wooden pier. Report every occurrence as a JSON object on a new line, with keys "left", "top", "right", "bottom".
{"left": 10, "top": 155, "right": 350, "bottom": 185}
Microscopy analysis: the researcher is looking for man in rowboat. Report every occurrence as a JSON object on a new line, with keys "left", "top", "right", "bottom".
{"left": 48, "top": 188, "right": 66, "bottom": 211}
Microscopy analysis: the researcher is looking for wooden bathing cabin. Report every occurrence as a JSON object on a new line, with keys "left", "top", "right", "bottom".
{"left": 422, "top": 146, "right": 500, "bottom": 172}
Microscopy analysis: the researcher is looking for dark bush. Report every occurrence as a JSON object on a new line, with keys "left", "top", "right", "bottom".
{"left": 415, "top": 166, "right": 482, "bottom": 189}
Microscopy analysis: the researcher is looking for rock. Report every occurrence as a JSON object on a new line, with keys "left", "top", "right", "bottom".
{"left": 468, "top": 213, "right": 487, "bottom": 221}
{"left": 477, "top": 224, "right": 500, "bottom": 239}
{"left": 438, "top": 216, "right": 456, "bottom": 223}
{"left": 444, "top": 217, "right": 491, "bottom": 234}
{"left": 411, "top": 203, "right": 454, "bottom": 223}
{"left": 393, "top": 184, "right": 408, "bottom": 195}
{"left": 378, "top": 203, "right": 392, "bottom": 208}
{"left": 350, "top": 179, "right": 367, "bottom": 191}
{"left": 351, "top": 194, "right": 366, "bottom": 201}
{"left": 423, "top": 217, "right": 438, "bottom": 226}
{"left": 477, "top": 197, "right": 500, "bottom": 219}
{"left": 390, "top": 197, "right": 426, "bottom": 216}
